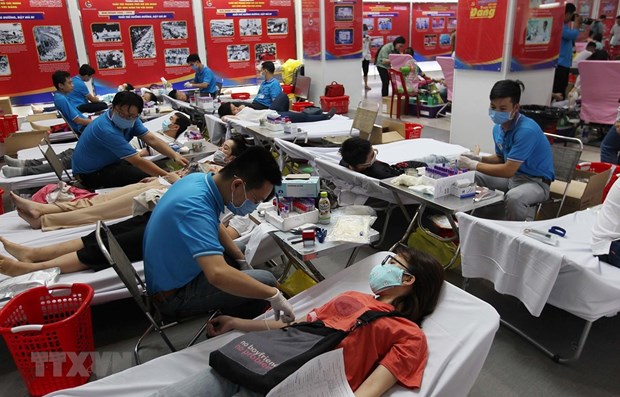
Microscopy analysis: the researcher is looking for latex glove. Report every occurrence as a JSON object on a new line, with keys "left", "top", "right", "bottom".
{"left": 266, "top": 289, "right": 295, "bottom": 323}
{"left": 461, "top": 152, "right": 482, "bottom": 161}
{"left": 457, "top": 155, "right": 479, "bottom": 170}
{"left": 184, "top": 82, "right": 192, "bottom": 88}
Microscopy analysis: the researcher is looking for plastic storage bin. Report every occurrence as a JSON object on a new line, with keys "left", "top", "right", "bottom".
{"left": 0, "top": 284, "right": 95, "bottom": 396}
{"left": 231, "top": 92, "right": 250, "bottom": 100}
{"left": 319, "top": 95, "right": 349, "bottom": 114}
{"left": 404, "top": 122, "right": 423, "bottom": 139}
{"left": 291, "top": 101, "right": 314, "bottom": 112}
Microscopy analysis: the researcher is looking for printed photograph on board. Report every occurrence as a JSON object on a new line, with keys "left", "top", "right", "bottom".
{"left": 0, "top": 54, "right": 11, "bottom": 76}
{"left": 96, "top": 49, "right": 126, "bottom": 69}
{"left": 335, "top": 6, "right": 354, "bottom": 21}
{"left": 363, "top": 18, "right": 374, "bottom": 31}
{"left": 130, "top": 26, "right": 156, "bottom": 59}
{"left": 34, "top": 26, "right": 67, "bottom": 62}
{"left": 377, "top": 18, "right": 392, "bottom": 30}
{"left": 432, "top": 18, "right": 445, "bottom": 30}
{"left": 240, "top": 19, "right": 262, "bottom": 36}
{"left": 210, "top": 20, "right": 234, "bottom": 37}
{"left": 526, "top": 17, "right": 552, "bottom": 44}
{"left": 0, "top": 23, "right": 25, "bottom": 45}
{"left": 255, "top": 43, "right": 276, "bottom": 61}
{"left": 227, "top": 44, "right": 250, "bottom": 62}
{"left": 415, "top": 18, "right": 429, "bottom": 31}
{"left": 267, "top": 18, "right": 288, "bottom": 35}
{"left": 164, "top": 48, "right": 190, "bottom": 66}
{"left": 91, "top": 23, "right": 122, "bottom": 43}
{"left": 161, "top": 21, "right": 188, "bottom": 40}
{"left": 335, "top": 28, "right": 353, "bottom": 45}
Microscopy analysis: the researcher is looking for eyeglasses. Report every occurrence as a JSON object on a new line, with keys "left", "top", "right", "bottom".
{"left": 114, "top": 107, "right": 139, "bottom": 120}
{"left": 381, "top": 254, "right": 412, "bottom": 276}
{"left": 233, "top": 176, "right": 264, "bottom": 204}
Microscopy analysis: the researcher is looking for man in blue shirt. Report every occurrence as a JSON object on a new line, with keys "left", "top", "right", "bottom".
{"left": 457, "top": 80, "right": 555, "bottom": 221}
{"left": 249, "top": 61, "right": 283, "bottom": 110}
{"left": 71, "top": 91, "right": 189, "bottom": 189}
{"left": 52, "top": 70, "right": 92, "bottom": 134}
{"left": 553, "top": 3, "right": 582, "bottom": 100}
{"left": 144, "top": 147, "right": 295, "bottom": 322}
{"left": 66, "top": 64, "right": 108, "bottom": 113}
{"left": 183, "top": 53, "right": 218, "bottom": 97}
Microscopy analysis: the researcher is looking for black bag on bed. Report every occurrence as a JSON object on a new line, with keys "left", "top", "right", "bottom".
{"left": 209, "top": 310, "right": 402, "bottom": 394}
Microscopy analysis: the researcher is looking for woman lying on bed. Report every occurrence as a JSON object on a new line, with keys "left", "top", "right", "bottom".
{"left": 148, "top": 246, "right": 445, "bottom": 397}
{"left": 9, "top": 135, "right": 248, "bottom": 231}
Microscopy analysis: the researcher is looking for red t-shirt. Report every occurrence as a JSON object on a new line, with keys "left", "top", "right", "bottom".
{"left": 307, "top": 291, "right": 428, "bottom": 391}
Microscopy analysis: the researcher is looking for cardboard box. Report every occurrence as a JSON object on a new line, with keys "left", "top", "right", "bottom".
{"left": 538, "top": 168, "right": 612, "bottom": 219}
{"left": 3, "top": 130, "right": 48, "bottom": 156}
{"left": 275, "top": 176, "right": 320, "bottom": 198}
{"left": 382, "top": 96, "right": 406, "bottom": 116}
{"left": 265, "top": 208, "right": 319, "bottom": 231}
{"left": 421, "top": 170, "right": 476, "bottom": 198}
{"left": 359, "top": 119, "right": 405, "bottom": 144}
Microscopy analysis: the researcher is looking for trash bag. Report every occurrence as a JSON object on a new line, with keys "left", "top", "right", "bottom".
{"left": 520, "top": 105, "right": 567, "bottom": 131}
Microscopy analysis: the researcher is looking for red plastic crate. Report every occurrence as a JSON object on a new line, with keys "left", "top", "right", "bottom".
{"left": 404, "top": 122, "right": 423, "bottom": 139}
{"left": 291, "top": 101, "right": 314, "bottom": 112}
{"left": 0, "top": 284, "right": 94, "bottom": 396}
{"left": 231, "top": 92, "right": 250, "bottom": 100}
{"left": 320, "top": 95, "right": 349, "bottom": 114}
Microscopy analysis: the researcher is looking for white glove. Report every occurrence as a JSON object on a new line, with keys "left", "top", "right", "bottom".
{"left": 184, "top": 82, "right": 192, "bottom": 88}
{"left": 457, "top": 155, "right": 479, "bottom": 170}
{"left": 266, "top": 289, "right": 295, "bottom": 323}
{"left": 461, "top": 152, "right": 481, "bottom": 161}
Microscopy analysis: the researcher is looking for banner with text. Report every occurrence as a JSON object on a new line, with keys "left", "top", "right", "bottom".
{"left": 302, "top": 0, "right": 321, "bottom": 60}
{"left": 79, "top": 0, "right": 198, "bottom": 94}
{"left": 324, "top": 0, "right": 362, "bottom": 59}
{"left": 511, "top": 0, "right": 565, "bottom": 71}
{"left": 411, "top": 3, "right": 457, "bottom": 61}
{"left": 203, "top": 0, "right": 296, "bottom": 85}
{"left": 0, "top": 0, "right": 78, "bottom": 105}
{"left": 455, "top": 0, "right": 507, "bottom": 71}
{"left": 363, "top": 2, "right": 410, "bottom": 60}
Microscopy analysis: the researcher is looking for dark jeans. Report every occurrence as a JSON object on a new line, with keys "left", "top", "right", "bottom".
{"left": 24, "top": 149, "right": 73, "bottom": 175}
{"left": 553, "top": 65, "right": 570, "bottom": 97}
{"left": 77, "top": 102, "right": 109, "bottom": 113}
{"left": 248, "top": 92, "right": 290, "bottom": 112}
{"left": 155, "top": 270, "right": 277, "bottom": 319}
{"left": 377, "top": 66, "right": 390, "bottom": 97}
{"left": 76, "top": 160, "right": 150, "bottom": 189}
{"left": 600, "top": 125, "right": 620, "bottom": 164}
{"left": 279, "top": 111, "right": 328, "bottom": 123}
{"left": 598, "top": 240, "right": 620, "bottom": 268}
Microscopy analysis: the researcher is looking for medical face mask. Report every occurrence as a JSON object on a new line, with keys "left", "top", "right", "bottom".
{"left": 368, "top": 264, "right": 405, "bottom": 294}
{"left": 489, "top": 109, "right": 514, "bottom": 125}
{"left": 162, "top": 119, "right": 171, "bottom": 131}
{"left": 191, "top": 65, "right": 200, "bottom": 72}
{"left": 213, "top": 149, "right": 227, "bottom": 164}
{"left": 117, "top": 85, "right": 125, "bottom": 92}
{"left": 226, "top": 182, "right": 259, "bottom": 216}
{"left": 111, "top": 112, "right": 136, "bottom": 130}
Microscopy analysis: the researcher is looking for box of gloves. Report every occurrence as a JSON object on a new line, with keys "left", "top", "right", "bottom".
{"left": 421, "top": 170, "right": 476, "bottom": 198}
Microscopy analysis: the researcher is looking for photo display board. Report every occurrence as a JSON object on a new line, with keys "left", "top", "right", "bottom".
{"left": 600, "top": 0, "right": 620, "bottom": 34}
{"left": 324, "top": 0, "right": 362, "bottom": 59}
{"left": 411, "top": 3, "right": 457, "bottom": 61}
{"left": 363, "top": 2, "right": 409, "bottom": 60}
{"left": 203, "top": 0, "right": 297, "bottom": 85}
{"left": 78, "top": 0, "right": 198, "bottom": 93}
{"left": 511, "top": 0, "right": 565, "bottom": 71}
{"left": 455, "top": 0, "right": 507, "bottom": 71}
{"left": 0, "top": 0, "right": 78, "bottom": 105}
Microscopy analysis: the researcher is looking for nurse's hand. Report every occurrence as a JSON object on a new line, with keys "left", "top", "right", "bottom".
{"left": 184, "top": 82, "right": 192, "bottom": 88}
{"left": 266, "top": 289, "right": 295, "bottom": 323}
{"left": 457, "top": 155, "right": 479, "bottom": 170}
{"left": 173, "top": 153, "right": 190, "bottom": 166}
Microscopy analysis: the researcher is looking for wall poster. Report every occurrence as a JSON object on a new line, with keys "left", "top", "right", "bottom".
{"left": 363, "top": 2, "right": 410, "bottom": 60}
{"left": 411, "top": 3, "right": 458, "bottom": 61}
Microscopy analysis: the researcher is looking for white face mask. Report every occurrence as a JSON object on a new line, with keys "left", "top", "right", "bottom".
{"left": 213, "top": 149, "right": 227, "bottom": 164}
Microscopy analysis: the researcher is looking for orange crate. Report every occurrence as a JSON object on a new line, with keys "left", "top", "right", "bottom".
{"left": 320, "top": 95, "right": 349, "bottom": 114}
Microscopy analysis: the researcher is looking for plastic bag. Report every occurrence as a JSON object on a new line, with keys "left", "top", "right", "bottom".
{"left": 326, "top": 215, "right": 377, "bottom": 244}
{"left": 0, "top": 267, "right": 61, "bottom": 301}
{"left": 279, "top": 269, "right": 317, "bottom": 297}
{"left": 280, "top": 59, "right": 302, "bottom": 84}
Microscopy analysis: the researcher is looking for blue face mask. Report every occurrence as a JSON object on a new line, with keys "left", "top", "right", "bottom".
{"left": 162, "top": 119, "right": 171, "bottom": 131}
{"left": 111, "top": 112, "right": 136, "bottom": 130}
{"left": 368, "top": 264, "right": 405, "bottom": 294}
{"left": 191, "top": 65, "right": 199, "bottom": 72}
{"left": 489, "top": 109, "right": 514, "bottom": 125}
{"left": 226, "top": 181, "right": 259, "bottom": 216}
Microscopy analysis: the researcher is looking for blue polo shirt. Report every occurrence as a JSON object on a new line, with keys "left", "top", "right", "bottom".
{"left": 144, "top": 173, "right": 225, "bottom": 293}
{"left": 71, "top": 109, "right": 148, "bottom": 175}
{"left": 253, "top": 78, "right": 282, "bottom": 107}
{"left": 194, "top": 65, "right": 218, "bottom": 95}
{"left": 559, "top": 24, "right": 579, "bottom": 68}
{"left": 53, "top": 91, "right": 86, "bottom": 134}
{"left": 493, "top": 114, "right": 555, "bottom": 181}
{"left": 66, "top": 76, "right": 89, "bottom": 107}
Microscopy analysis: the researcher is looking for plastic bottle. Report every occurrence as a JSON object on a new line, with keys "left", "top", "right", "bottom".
{"left": 318, "top": 191, "right": 331, "bottom": 225}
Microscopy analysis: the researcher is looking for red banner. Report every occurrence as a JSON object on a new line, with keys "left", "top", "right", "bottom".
{"left": 0, "top": 0, "right": 79, "bottom": 105}
{"left": 324, "top": 0, "right": 362, "bottom": 59}
{"left": 511, "top": 0, "right": 565, "bottom": 71}
{"left": 302, "top": 0, "right": 321, "bottom": 60}
{"left": 363, "top": 2, "right": 410, "bottom": 60}
{"left": 455, "top": 0, "right": 507, "bottom": 71}
{"left": 600, "top": 0, "right": 620, "bottom": 35}
{"left": 411, "top": 3, "right": 457, "bottom": 61}
{"left": 202, "top": 0, "right": 296, "bottom": 85}
{"left": 575, "top": 0, "right": 596, "bottom": 40}
{"left": 79, "top": 0, "right": 198, "bottom": 93}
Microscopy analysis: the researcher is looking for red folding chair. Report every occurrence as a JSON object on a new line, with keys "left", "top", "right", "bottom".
{"left": 387, "top": 68, "right": 420, "bottom": 119}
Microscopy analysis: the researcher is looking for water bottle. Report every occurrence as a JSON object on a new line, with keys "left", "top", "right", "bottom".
{"left": 318, "top": 191, "right": 331, "bottom": 225}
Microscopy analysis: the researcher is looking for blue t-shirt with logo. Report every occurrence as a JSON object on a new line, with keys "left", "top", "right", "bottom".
{"left": 194, "top": 65, "right": 218, "bottom": 95}
{"left": 66, "top": 76, "right": 89, "bottom": 107}
{"left": 53, "top": 91, "right": 86, "bottom": 133}
{"left": 144, "top": 173, "right": 225, "bottom": 293}
{"left": 254, "top": 78, "right": 282, "bottom": 107}
{"left": 71, "top": 109, "right": 148, "bottom": 174}
{"left": 493, "top": 114, "right": 555, "bottom": 181}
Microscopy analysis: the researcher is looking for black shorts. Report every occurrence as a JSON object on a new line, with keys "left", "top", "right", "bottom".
{"left": 77, "top": 212, "right": 152, "bottom": 271}
{"left": 362, "top": 59, "right": 370, "bottom": 76}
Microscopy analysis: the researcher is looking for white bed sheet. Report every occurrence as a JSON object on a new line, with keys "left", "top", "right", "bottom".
{"left": 45, "top": 251, "right": 499, "bottom": 397}
{"left": 229, "top": 114, "right": 355, "bottom": 140}
{"left": 456, "top": 208, "right": 620, "bottom": 321}
{"left": 0, "top": 211, "right": 141, "bottom": 309}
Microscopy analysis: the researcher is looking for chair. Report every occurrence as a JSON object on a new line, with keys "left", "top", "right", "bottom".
{"left": 321, "top": 101, "right": 379, "bottom": 146}
{"left": 38, "top": 136, "right": 76, "bottom": 184}
{"left": 95, "top": 221, "right": 210, "bottom": 365}
{"left": 436, "top": 56, "right": 455, "bottom": 117}
{"left": 537, "top": 133, "right": 584, "bottom": 218}
{"left": 387, "top": 68, "right": 420, "bottom": 119}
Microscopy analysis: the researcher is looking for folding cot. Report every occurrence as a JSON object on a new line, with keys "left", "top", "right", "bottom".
{"left": 45, "top": 251, "right": 500, "bottom": 397}
{"left": 457, "top": 207, "right": 620, "bottom": 362}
